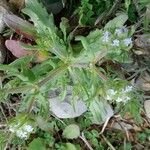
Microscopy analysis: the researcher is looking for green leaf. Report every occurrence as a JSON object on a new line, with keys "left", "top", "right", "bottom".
{"left": 36, "top": 116, "right": 52, "bottom": 131}
{"left": 0, "top": 64, "right": 18, "bottom": 73}
{"left": 22, "top": 0, "right": 68, "bottom": 60}
{"left": 89, "top": 98, "right": 114, "bottom": 124}
{"left": 0, "top": 132, "right": 8, "bottom": 150}
{"left": 10, "top": 56, "right": 34, "bottom": 68}
{"left": 65, "top": 143, "right": 77, "bottom": 150}
{"left": 42, "top": 0, "right": 64, "bottom": 14}
{"left": 104, "top": 13, "right": 128, "bottom": 29}
{"left": 22, "top": 67, "right": 36, "bottom": 82}
{"left": 63, "top": 124, "right": 80, "bottom": 139}
{"left": 28, "top": 138, "right": 46, "bottom": 150}
{"left": 78, "top": 0, "right": 94, "bottom": 25}
{"left": 128, "top": 3, "right": 138, "bottom": 22}
{"left": 60, "top": 17, "right": 69, "bottom": 42}
{"left": 22, "top": 0, "right": 56, "bottom": 34}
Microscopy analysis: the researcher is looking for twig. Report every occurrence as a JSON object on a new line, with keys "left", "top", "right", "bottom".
{"left": 101, "top": 134, "right": 116, "bottom": 150}
{"left": 117, "top": 121, "right": 130, "bottom": 141}
{"left": 0, "top": 105, "right": 8, "bottom": 123}
{"left": 0, "top": 124, "right": 6, "bottom": 129}
{"left": 100, "top": 117, "right": 111, "bottom": 134}
{"left": 79, "top": 132, "right": 94, "bottom": 150}
{"left": 51, "top": 114, "right": 66, "bottom": 126}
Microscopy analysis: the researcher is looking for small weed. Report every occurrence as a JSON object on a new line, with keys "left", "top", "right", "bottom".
{"left": 0, "top": 0, "right": 149, "bottom": 149}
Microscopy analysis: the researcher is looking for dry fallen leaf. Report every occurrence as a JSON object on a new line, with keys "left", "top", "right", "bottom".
{"left": 5, "top": 40, "right": 49, "bottom": 62}
{"left": 9, "top": 0, "right": 24, "bottom": 11}
{"left": 49, "top": 86, "right": 87, "bottom": 118}
{"left": 134, "top": 34, "right": 150, "bottom": 55}
{"left": 49, "top": 97, "right": 87, "bottom": 119}
{"left": 144, "top": 100, "right": 150, "bottom": 120}
{"left": 112, "top": 122, "right": 133, "bottom": 130}
{"left": 135, "top": 71, "right": 150, "bottom": 91}
{"left": 5, "top": 40, "right": 33, "bottom": 58}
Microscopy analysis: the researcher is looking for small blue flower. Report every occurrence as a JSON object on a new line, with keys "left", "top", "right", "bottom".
{"left": 112, "top": 39, "right": 120, "bottom": 46}
{"left": 115, "top": 28, "right": 123, "bottom": 36}
{"left": 115, "top": 26, "right": 128, "bottom": 36}
{"left": 102, "top": 31, "right": 111, "bottom": 42}
{"left": 124, "top": 38, "right": 132, "bottom": 46}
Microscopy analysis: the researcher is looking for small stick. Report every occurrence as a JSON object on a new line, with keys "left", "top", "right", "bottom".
{"left": 101, "top": 134, "right": 116, "bottom": 150}
{"left": 79, "top": 132, "right": 94, "bottom": 150}
{"left": 0, "top": 105, "right": 8, "bottom": 123}
{"left": 100, "top": 117, "right": 111, "bottom": 134}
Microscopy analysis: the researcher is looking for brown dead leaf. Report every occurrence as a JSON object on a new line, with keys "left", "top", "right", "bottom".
{"left": 5, "top": 40, "right": 33, "bottom": 58}
{"left": 112, "top": 122, "right": 133, "bottom": 130}
{"left": 5, "top": 40, "right": 49, "bottom": 62}
{"left": 9, "top": 0, "right": 24, "bottom": 11}
{"left": 144, "top": 100, "right": 150, "bottom": 120}
{"left": 134, "top": 34, "right": 150, "bottom": 55}
{"left": 133, "top": 125, "right": 142, "bottom": 132}
{"left": 135, "top": 71, "right": 150, "bottom": 91}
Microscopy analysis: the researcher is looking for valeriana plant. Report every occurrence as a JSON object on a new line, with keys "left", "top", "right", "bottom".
{"left": 0, "top": 0, "right": 141, "bottom": 143}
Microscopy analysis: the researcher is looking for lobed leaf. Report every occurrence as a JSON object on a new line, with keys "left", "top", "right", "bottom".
{"left": 22, "top": 0, "right": 56, "bottom": 34}
{"left": 104, "top": 13, "right": 128, "bottom": 29}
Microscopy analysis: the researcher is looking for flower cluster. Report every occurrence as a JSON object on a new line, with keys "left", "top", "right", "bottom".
{"left": 106, "top": 85, "right": 133, "bottom": 103}
{"left": 9, "top": 123, "right": 34, "bottom": 139}
{"left": 102, "top": 26, "right": 132, "bottom": 47}
{"left": 102, "top": 31, "right": 110, "bottom": 42}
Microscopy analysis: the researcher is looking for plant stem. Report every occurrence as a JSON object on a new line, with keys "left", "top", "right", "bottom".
{"left": 26, "top": 97, "right": 35, "bottom": 114}
{"left": 0, "top": 85, "right": 36, "bottom": 94}
{"left": 37, "top": 63, "right": 69, "bottom": 87}
{"left": 93, "top": 66, "right": 107, "bottom": 81}
{"left": 101, "top": 134, "right": 116, "bottom": 150}
{"left": 79, "top": 132, "right": 94, "bottom": 150}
